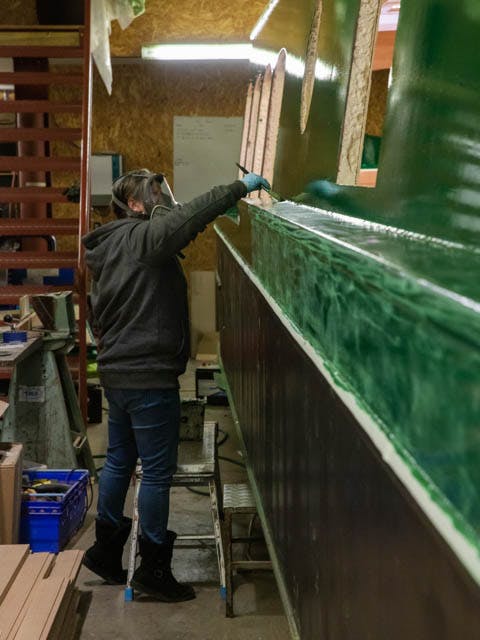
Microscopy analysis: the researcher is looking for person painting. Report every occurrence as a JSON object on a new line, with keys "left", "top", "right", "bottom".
{"left": 82, "top": 168, "right": 270, "bottom": 602}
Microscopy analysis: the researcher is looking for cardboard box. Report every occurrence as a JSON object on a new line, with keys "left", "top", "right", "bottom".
{"left": 189, "top": 271, "right": 216, "bottom": 357}
{"left": 195, "top": 331, "right": 219, "bottom": 363}
{"left": 0, "top": 443, "right": 24, "bottom": 544}
{"left": 195, "top": 365, "right": 228, "bottom": 406}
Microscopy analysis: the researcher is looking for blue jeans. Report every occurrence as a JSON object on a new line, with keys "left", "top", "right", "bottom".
{"left": 97, "top": 388, "right": 180, "bottom": 544}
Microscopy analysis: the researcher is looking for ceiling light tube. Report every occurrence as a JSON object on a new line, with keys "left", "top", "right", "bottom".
{"left": 141, "top": 43, "right": 252, "bottom": 61}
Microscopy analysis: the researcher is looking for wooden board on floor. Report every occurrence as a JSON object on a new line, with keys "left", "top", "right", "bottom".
{"left": 0, "top": 545, "right": 29, "bottom": 606}
{"left": 0, "top": 552, "right": 54, "bottom": 640}
{"left": 13, "top": 576, "right": 68, "bottom": 640}
{"left": 50, "top": 550, "right": 84, "bottom": 583}
{"left": 0, "top": 549, "right": 86, "bottom": 640}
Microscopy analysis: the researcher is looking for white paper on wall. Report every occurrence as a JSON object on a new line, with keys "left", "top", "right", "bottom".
{"left": 173, "top": 116, "right": 243, "bottom": 203}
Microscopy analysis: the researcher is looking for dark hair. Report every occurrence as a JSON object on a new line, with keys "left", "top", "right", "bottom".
{"left": 111, "top": 168, "right": 151, "bottom": 218}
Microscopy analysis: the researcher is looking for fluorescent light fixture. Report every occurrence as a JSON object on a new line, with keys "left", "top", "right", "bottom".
{"left": 249, "top": 47, "right": 279, "bottom": 70}
{"left": 142, "top": 43, "right": 252, "bottom": 61}
{"left": 249, "top": 0, "right": 280, "bottom": 41}
{"left": 250, "top": 47, "right": 334, "bottom": 81}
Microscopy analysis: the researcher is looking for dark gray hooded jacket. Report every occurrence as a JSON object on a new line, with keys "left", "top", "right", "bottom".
{"left": 82, "top": 180, "right": 247, "bottom": 389}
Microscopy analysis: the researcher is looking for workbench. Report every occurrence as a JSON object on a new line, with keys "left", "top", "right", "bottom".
{"left": 0, "top": 330, "right": 95, "bottom": 475}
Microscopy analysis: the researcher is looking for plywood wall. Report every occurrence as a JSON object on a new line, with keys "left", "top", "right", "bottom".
{"left": 0, "top": 1, "right": 260, "bottom": 272}
{"left": 0, "top": 1, "right": 36, "bottom": 24}
{"left": 91, "top": 60, "right": 251, "bottom": 274}
{"left": 365, "top": 69, "right": 389, "bottom": 137}
{"left": 109, "top": 0, "right": 267, "bottom": 56}
{"left": 0, "top": 0, "right": 267, "bottom": 40}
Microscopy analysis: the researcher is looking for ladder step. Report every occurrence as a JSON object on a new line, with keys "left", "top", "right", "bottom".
{"left": 0, "top": 28, "right": 82, "bottom": 46}
{"left": 0, "top": 217, "right": 79, "bottom": 233}
{"left": 0, "top": 46, "right": 83, "bottom": 58}
{"left": 0, "top": 251, "right": 77, "bottom": 268}
{"left": 0, "top": 100, "right": 81, "bottom": 114}
{"left": 0, "top": 284, "right": 75, "bottom": 305}
{"left": 0, "top": 72, "right": 83, "bottom": 85}
{"left": 0, "top": 128, "right": 82, "bottom": 142}
{"left": 0, "top": 188, "right": 73, "bottom": 204}
{"left": 0, "top": 157, "right": 80, "bottom": 171}
{"left": 0, "top": 25, "right": 83, "bottom": 31}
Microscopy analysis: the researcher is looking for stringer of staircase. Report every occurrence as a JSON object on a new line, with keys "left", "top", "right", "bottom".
{"left": 0, "top": 1, "right": 92, "bottom": 422}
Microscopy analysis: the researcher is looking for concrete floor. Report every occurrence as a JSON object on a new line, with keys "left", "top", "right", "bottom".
{"left": 71, "top": 363, "right": 290, "bottom": 640}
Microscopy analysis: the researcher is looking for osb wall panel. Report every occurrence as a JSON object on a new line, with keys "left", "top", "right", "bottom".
{"left": 365, "top": 69, "right": 389, "bottom": 137}
{"left": 109, "top": 0, "right": 268, "bottom": 56}
{"left": 47, "top": 66, "right": 82, "bottom": 251}
{"left": 0, "top": 1, "right": 37, "bottom": 24}
{"left": 91, "top": 60, "right": 251, "bottom": 274}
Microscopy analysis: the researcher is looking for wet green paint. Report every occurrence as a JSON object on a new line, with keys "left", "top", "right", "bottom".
{"left": 219, "top": 0, "right": 480, "bottom": 558}
{"left": 216, "top": 202, "right": 480, "bottom": 551}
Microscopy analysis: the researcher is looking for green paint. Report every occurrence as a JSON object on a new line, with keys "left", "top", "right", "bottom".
{"left": 253, "top": 0, "right": 361, "bottom": 195}
{"left": 375, "top": 0, "right": 480, "bottom": 241}
{"left": 217, "top": 0, "right": 480, "bottom": 560}
{"left": 216, "top": 201, "right": 480, "bottom": 552}
{"left": 254, "top": 0, "right": 480, "bottom": 244}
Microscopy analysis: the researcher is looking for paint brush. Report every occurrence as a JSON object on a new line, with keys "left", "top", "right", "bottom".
{"left": 235, "top": 162, "right": 283, "bottom": 201}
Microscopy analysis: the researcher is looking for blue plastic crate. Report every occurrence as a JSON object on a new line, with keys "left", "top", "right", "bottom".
{"left": 20, "top": 469, "right": 89, "bottom": 553}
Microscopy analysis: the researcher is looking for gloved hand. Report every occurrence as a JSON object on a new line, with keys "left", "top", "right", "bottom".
{"left": 240, "top": 172, "right": 271, "bottom": 194}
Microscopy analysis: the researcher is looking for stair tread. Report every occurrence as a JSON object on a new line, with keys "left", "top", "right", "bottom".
{"left": 0, "top": 25, "right": 84, "bottom": 31}
{"left": 0, "top": 217, "right": 79, "bottom": 232}
{"left": 0, "top": 284, "right": 76, "bottom": 305}
{"left": 0, "top": 188, "right": 72, "bottom": 203}
{"left": 0, "top": 251, "right": 77, "bottom": 268}
{"left": 0, "top": 128, "right": 82, "bottom": 141}
{"left": 0, "top": 72, "right": 83, "bottom": 85}
{"left": 0, "top": 100, "right": 81, "bottom": 113}
{"left": 0, "top": 157, "right": 80, "bottom": 170}
{"left": 0, "top": 46, "right": 83, "bottom": 58}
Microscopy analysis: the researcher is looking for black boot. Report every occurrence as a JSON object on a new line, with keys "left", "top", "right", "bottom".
{"left": 83, "top": 517, "right": 132, "bottom": 584}
{"left": 131, "top": 531, "right": 195, "bottom": 602}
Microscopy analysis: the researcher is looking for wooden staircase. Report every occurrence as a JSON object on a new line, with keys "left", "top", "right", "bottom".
{"left": 0, "top": 2, "right": 92, "bottom": 420}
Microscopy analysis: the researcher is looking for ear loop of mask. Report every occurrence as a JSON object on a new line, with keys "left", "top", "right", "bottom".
{"left": 149, "top": 175, "right": 177, "bottom": 219}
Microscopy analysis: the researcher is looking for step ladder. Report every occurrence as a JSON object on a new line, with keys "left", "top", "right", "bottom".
{"left": 0, "top": 4, "right": 92, "bottom": 421}
{"left": 125, "top": 421, "right": 226, "bottom": 601}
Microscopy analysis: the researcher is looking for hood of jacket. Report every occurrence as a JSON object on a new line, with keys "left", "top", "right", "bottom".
{"left": 82, "top": 218, "right": 139, "bottom": 280}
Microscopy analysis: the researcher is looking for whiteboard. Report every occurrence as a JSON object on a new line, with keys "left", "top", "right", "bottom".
{"left": 173, "top": 116, "right": 243, "bottom": 202}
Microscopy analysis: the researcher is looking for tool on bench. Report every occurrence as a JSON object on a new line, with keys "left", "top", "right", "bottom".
{"left": 1, "top": 314, "right": 27, "bottom": 344}
{"left": 1, "top": 292, "right": 97, "bottom": 477}
{"left": 22, "top": 477, "right": 71, "bottom": 499}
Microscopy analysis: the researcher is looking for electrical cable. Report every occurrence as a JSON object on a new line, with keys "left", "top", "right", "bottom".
{"left": 186, "top": 487, "right": 210, "bottom": 496}
{"left": 216, "top": 427, "right": 228, "bottom": 446}
{"left": 218, "top": 455, "right": 245, "bottom": 468}
{"left": 87, "top": 479, "right": 94, "bottom": 510}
